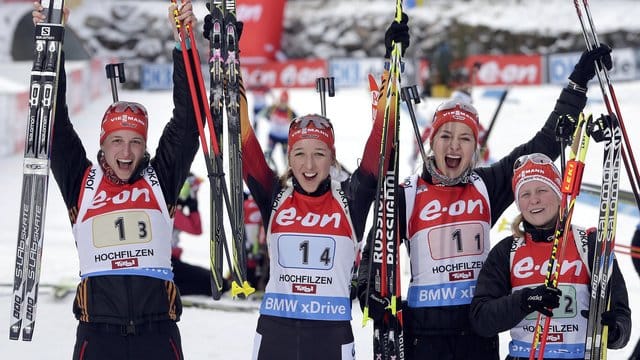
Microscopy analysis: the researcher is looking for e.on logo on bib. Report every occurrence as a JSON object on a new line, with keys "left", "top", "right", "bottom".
{"left": 83, "top": 186, "right": 161, "bottom": 221}
{"left": 275, "top": 207, "right": 342, "bottom": 229}
{"left": 513, "top": 256, "right": 584, "bottom": 280}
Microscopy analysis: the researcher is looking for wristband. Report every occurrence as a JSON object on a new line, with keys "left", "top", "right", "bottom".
{"left": 174, "top": 37, "right": 191, "bottom": 51}
{"left": 567, "top": 80, "right": 587, "bottom": 94}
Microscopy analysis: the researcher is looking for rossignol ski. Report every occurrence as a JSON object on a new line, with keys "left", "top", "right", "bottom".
{"left": 10, "top": 0, "right": 66, "bottom": 341}
{"left": 362, "top": 1, "right": 405, "bottom": 358}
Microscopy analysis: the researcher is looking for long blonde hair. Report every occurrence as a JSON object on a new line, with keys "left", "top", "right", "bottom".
{"left": 510, "top": 213, "right": 526, "bottom": 238}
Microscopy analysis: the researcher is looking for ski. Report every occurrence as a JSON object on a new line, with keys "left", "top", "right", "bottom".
{"left": 584, "top": 114, "right": 622, "bottom": 360}
{"left": 206, "top": 0, "right": 227, "bottom": 300}
{"left": 363, "top": 1, "right": 405, "bottom": 358}
{"left": 10, "top": 0, "right": 65, "bottom": 341}
{"left": 174, "top": 0, "right": 252, "bottom": 298}
{"left": 221, "top": 0, "right": 249, "bottom": 298}
{"left": 530, "top": 113, "right": 590, "bottom": 359}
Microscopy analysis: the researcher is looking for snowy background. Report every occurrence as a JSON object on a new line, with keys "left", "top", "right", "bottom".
{"left": 1, "top": 0, "right": 640, "bottom": 359}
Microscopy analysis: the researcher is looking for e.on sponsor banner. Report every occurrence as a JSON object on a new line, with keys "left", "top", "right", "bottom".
{"left": 465, "top": 54, "right": 543, "bottom": 86}
{"left": 237, "top": 0, "right": 286, "bottom": 63}
{"left": 242, "top": 59, "right": 328, "bottom": 88}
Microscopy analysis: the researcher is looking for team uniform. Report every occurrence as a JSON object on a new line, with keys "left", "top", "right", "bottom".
{"left": 470, "top": 226, "right": 631, "bottom": 359}
{"left": 359, "top": 75, "right": 591, "bottom": 359}
{"left": 51, "top": 49, "right": 198, "bottom": 360}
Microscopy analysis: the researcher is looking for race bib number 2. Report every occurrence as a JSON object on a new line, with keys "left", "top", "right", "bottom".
{"left": 92, "top": 211, "right": 152, "bottom": 247}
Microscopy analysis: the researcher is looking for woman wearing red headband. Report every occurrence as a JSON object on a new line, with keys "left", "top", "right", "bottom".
{"left": 357, "top": 41, "right": 615, "bottom": 360}
{"left": 237, "top": 25, "right": 407, "bottom": 360}
{"left": 470, "top": 154, "right": 630, "bottom": 359}
{"left": 38, "top": 2, "right": 198, "bottom": 359}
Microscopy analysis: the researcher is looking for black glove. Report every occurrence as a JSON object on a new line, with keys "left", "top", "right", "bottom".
{"left": 580, "top": 309, "right": 621, "bottom": 344}
{"left": 569, "top": 44, "right": 613, "bottom": 88}
{"left": 384, "top": 13, "right": 410, "bottom": 58}
{"left": 360, "top": 292, "right": 389, "bottom": 322}
{"left": 555, "top": 113, "right": 579, "bottom": 142}
{"left": 520, "top": 285, "right": 562, "bottom": 317}
{"left": 203, "top": 3, "right": 244, "bottom": 43}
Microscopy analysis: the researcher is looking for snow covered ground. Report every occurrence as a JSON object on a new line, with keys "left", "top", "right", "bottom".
{"left": 0, "top": 78, "right": 639, "bottom": 358}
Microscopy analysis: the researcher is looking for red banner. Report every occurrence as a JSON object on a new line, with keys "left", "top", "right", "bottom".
{"left": 465, "top": 54, "right": 543, "bottom": 86}
{"left": 238, "top": 0, "right": 286, "bottom": 64}
{"left": 242, "top": 59, "right": 328, "bottom": 89}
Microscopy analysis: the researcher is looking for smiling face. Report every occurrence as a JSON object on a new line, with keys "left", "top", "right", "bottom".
{"left": 430, "top": 121, "right": 477, "bottom": 179}
{"left": 516, "top": 180, "right": 560, "bottom": 228}
{"left": 288, "top": 138, "right": 334, "bottom": 193}
{"left": 100, "top": 129, "right": 146, "bottom": 181}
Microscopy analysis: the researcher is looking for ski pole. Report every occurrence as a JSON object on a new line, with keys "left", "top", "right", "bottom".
{"left": 105, "top": 63, "right": 125, "bottom": 103}
{"left": 316, "top": 77, "right": 335, "bottom": 117}
{"left": 401, "top": 85, "right": 428, "bottom": 166}
{"left": 479, "top": 88, "right": 508, "bottom": 158}
{"left": 572, "top": 0, "right": 640, "bottom": 212}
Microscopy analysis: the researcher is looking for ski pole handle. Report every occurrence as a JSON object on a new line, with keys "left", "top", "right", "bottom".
{"left": 105, "top": 63, "right": 126, "bottom": 103}
{"left": 315, "top": 77, "right": 335, "bottom": 117}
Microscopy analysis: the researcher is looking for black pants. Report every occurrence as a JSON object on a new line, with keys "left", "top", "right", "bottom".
{"left": 254, "top": 315, "right": 355, "bottom": 360}
{"left": 405, "top": 332, "right": 499, "bottom": 360}
{"left": 72, "top": 321, "right": 183, "bottom": 360}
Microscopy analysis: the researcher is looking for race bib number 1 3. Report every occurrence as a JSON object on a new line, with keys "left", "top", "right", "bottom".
{"left": 93, "top": 211, "right": 152, "bottom": 247}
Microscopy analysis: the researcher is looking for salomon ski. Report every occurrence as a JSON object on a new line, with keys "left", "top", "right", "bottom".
{"left": 10, "top": 0, "right": 66, "bottom": 341}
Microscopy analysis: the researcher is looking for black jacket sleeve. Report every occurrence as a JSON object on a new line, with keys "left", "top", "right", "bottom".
{"left": 342, "top": 168, "right": 377, "bottom": 242}
{"left": 50, "top": 52, "right": 92, "bottom": 212}
{"left": 586, "top": 230, "right": 632, "bottom": 349}
{"left": 475, "top": 87, "right": 587, "bottom": 226}
{"left": 150, "top": 49, "right": 200, "bottom": 206}
{"left": 469, "top": 236, "right": 530, "bottom": 337}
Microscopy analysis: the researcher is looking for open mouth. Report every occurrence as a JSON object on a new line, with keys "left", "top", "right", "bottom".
{"left": 303, "top": 172, "right": 317, "bottom": 180}
{"left": 117, "top": 159, "right": 133, "bottom": 171}
{"left": 445, "top": 155, "right": 461, "bottom": 168}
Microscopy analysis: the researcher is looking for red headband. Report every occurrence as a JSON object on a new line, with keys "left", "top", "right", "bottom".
{"left": 288, "top": 114, "right": 335, "bottom": 152}
{"left": 100, "top": 101, "right": 149, "bottom": 144}
{"left": 430, "top": 101, "right": 479, "bottom": 142}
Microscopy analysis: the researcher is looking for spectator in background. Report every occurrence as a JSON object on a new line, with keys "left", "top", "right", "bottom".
{"left": 172, "top": 173, "right": 229, "bottom": 296}
{"left": 258, "top": 90, "right": 297, "bottom": 172}
{"left": 247, "top": 73, "right": 273, "bottom": 132}
{"left": 243, "top": 191, "right": 267, "bottom": 292}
